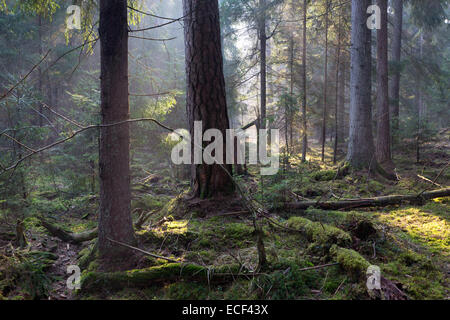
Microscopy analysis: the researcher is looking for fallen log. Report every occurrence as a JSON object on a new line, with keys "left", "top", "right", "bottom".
{"left": 281, "top": 188, "right": 450, "bottom": 211}
{"left": 39, "top": 218, "right": 98, "bottom": 244}
{"left": 81, "top": 263, "right": 244, "bottom": 292}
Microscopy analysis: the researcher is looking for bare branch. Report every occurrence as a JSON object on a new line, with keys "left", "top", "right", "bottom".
{"left": 0, "top": 50, "right": 51, "bottom": 102}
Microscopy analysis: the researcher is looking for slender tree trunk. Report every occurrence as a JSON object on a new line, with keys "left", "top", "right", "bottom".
{"left": 347, "top": 0, "right": 377, "bottom": 169}
{"left": 376, "top": 0, "right": 392, "bottom": 165}
{"left": 183, "top": 0, "right": 234, "bottom": 198}
{"left": 289, "top": 34, "right": 294, "bottom": 155}
{"left": 338, "top": 59, "right": 346, "bottom": 144}
{"left": 259, "top": 0, "right": 267, "bottom": 131}
{"left": 38, "top": 14, "right": 43, "bottom": 128}
{"left": 389, "top": 0, "right": 403, "bottom": 145}
{"left": 98, "top": 0, "right": 136, "bottom": 260}
{"left": 416, "top": 32, "right": 424, "bottom": 163}
{"left": 301, "top": 0, "right": 308, "bottom": 162}
{"left": 321, "top": 0, "right": 329, "bottom": 162}
{"left": 333, "top": 5, "right": 342, "bottom": 165}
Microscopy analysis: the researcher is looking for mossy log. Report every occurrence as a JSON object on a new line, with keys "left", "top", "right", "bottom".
{"left": 285, "top": 217, "right": 352, "bottom": 247}
{"left": 329, "top": 245, "right": 407, "bottom": 300}
{"left": 282, "top": 188, "right": 450, "bottom": 211}
{"left": 39, "top": 218, "right": 98, "bottom": 244}
{"left": 81, "top": 263, "right": 243, "bottom": 292}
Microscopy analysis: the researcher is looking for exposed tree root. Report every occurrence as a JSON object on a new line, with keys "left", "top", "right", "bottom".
{"left": 281, "top": 188, "right": 450, "bottom": 211}
{"left": 39, "top": 218, "right": 98, "bottom": 244}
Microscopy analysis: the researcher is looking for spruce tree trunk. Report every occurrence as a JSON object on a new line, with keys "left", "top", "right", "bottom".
{"left": 376, "top": 0, "right": 392, "bottom": 165}
{"left": 98, "top": 0, "right": 136, "bottom": 260}
{"left": 389, "top": 0, "right": 403, "bottom": 143}
{"left": 333, "top": 4, "right": 342, "bottom": 165}
{"left": 182, "top": 0, "right": 234, "bottom": 198}
{"left": 259, "top": 0, "right": 267, "bottom": 131}
{"left": 347, "top": 0, "right": 377, "bottom": 169}
{"left": 301, "top": 0, "right": 308, "bottom": 162}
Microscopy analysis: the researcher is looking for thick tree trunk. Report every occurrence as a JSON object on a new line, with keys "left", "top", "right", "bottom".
{"left": 321, "top": 0, "right": 330, "bottom": 163}
{"left": 389, "top": 0, "right": 403, "bottom": 143}
{"left": 376, "top": 0, "right": 392, "bottom": 165}
{"left": 301, "top": 0, "right": 308, "bottom": 162}
{"left": 98, "top": 0, "right": 136, "bottom": 260}
{"left": 183, "top": 0, "right": 234, "bottom": 198}
{"left": 347, "top": 0, "right": 377, "bottom": 169}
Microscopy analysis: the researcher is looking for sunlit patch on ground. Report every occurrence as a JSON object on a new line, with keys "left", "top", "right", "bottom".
{"left": 379, "top": 205, "right": 449, "bottom": 255}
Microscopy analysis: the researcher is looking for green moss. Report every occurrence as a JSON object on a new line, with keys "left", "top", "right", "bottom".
{"left": 286, "top": 217, "right": 352, "bottom": 247}
{"left": 81, "top": 263, "right": 241, "bottom": 293}
{"left": 312, "top": 169, "right": 337, "bottom": 182}
{"left": 163, "top": 282, "right": 210, "bottom": 299}
{"left": 255, "top": 261, "right": 323, "bottom": 299}
{"left": 132, "top": 194, "right": 168, "bottom": 211}
{"left": 368, "top": 180, "right": 384, "bottom": 194}
{"left": 223, "top": 280, "right": 257, "bottom": 300}
{"left": 330, "top": 245, "right": 370, "bottom": 279}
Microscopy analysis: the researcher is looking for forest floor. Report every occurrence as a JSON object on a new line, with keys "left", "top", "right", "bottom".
{"left": 0, "top": 133, "right": 449, "bottom": 300}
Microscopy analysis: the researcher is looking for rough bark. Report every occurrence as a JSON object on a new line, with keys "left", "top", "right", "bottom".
{"left": 183, "top": 0, "right": 234, "bottom": 198}
{"left": 347, "top": 0, "right": 377, "bottom": 169}
{"left": 98, "top": 0, "right": 137, "bottom": 260}
{"left": 376, "top": 0, "right": 392, "bottom": 165}
{"left": 389, "top": 0, "right": 403, "bottom": 141}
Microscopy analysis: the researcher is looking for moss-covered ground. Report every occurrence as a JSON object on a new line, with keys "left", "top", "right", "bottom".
{"left": 1, "top": 142, "right": 448, "bottom": 300}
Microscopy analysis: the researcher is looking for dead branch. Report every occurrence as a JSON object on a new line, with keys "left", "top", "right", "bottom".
{"left": 1, "top": 118, "right": 176, "bottom": 174}
{"left": 0, "top": 50, "right": 51, "bottom": 102}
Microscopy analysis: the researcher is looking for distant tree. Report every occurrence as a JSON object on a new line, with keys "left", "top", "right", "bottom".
{"left": 389, "top": 0, "right": 403, "bottom": 141}
{"left": 347, "top": 0, "right": 377, "bottom": 169}
{"left": 375, "top": 0, "right": 392, "bottom": 165}
{"left": 321, "top": 0, "right": 330, "bottom": 162}
{"left": 301, "top": 0, "right": 308, "bottom": 162}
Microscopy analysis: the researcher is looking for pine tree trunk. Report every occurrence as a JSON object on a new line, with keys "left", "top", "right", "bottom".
{"left": 389, "top": 0, "right": 403, "bottom": 143}
{"left": 376, "top": 0, "right": 392, "bottom": 165}
{"left": 98, "top": 0, "right": 136, "bottom": 260}
{"left": 301, "top": 0, "right": 308, "bottom": 162}
{"left": 183, "top": 0, "right": 234, "bottom": 198}
{"left": 347, "top": 0, "right": 377, "bottom": 169}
